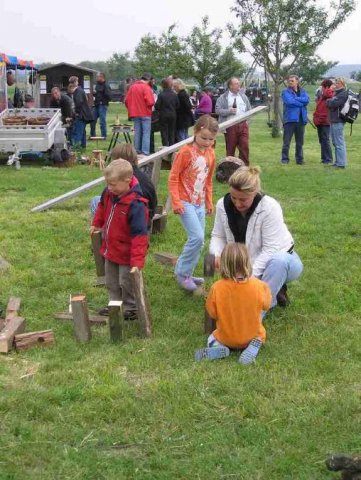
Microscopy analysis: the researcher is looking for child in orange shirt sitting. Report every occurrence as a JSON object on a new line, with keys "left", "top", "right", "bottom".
{"left": 168, "top": 115, "right": 218, "bottom": 291}
{"left": 195, "top": 243, "right": 272, "bottom": 364}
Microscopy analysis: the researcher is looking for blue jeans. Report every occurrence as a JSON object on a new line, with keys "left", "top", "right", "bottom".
{"left": 72, "top": 118, "right": 86, "bottom": 149}
{"left": 133, "top": 117, "right": 151, "bottom": 155}
{"left": 281, "top": 122, "right": 305, "bottom": 164}
{"left": 317, "top": 125, "right": 333, "bottom": 163}
{"left": 260, "top": 251, "right": 303, "bottom": 310}
{"left": 175, "top": 202, "right": 205, "bottom": 277}
{"left": 176, "top": 128, "right": 189, "bottom": 142}
{"left": 91, "top": 105, "right": 108, "bottom": 138}
{"left": 330, "top": 123, "right": 347, "bottom": 167}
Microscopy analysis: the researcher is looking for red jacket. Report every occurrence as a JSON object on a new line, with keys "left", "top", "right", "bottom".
{"left": 125, "top": 81, "right": 155, "bottom": 118}
{"left": 313, "top": 87, "right": 334, "bottom": 126}
{"left": 92, "top": 177, "right": 149, "bottom": 268}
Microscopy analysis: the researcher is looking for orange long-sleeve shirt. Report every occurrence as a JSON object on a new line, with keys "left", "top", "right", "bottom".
{"left": 168, "top": 143, "right": 215, "bottom": 211}
{"left": 206, "top": 277, "right": 272, "bottom": 349}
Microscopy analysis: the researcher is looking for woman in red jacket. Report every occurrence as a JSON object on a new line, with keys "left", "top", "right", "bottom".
{"left": 313, "top": 79, "right": 334, "bottom": 164}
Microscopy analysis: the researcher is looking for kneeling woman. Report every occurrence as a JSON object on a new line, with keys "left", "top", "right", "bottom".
{"left": 209, "top": 166, "right": 303, "bottom": 309}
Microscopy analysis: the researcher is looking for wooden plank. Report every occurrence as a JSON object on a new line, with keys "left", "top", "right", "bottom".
{"left": 0, "top": 316, "right": 26, "bottom": 353}
{"left": 151, "top": 206, "right": 167, "bottom": 234}
{"left": 153, "top": 252, "right": 178, "bottom": 267}
{"left": 108, "top": 301, "right": 123, "bottom": 343}
{"left": 130, "top": 267, "right": 152, "bottom": 338}
{"left": 91, "top": 231, "right": 105, "bottom": 282}
{"left": 54, "top": 312, "right": 107, "bottom": 325}
{"left": 5, "top": 297, "right": 21, "bottom": 320}
{"left": 0, "top": 256, "right": 11, "bottom": 271}
{"left": 150, "top": 157, "right": 162, "bottom": 187}
{"left": 14, "top": 330, "right": 55, "bottom": 351}
{"left": 71, "top": 295, "right": 92, "bottom": 342}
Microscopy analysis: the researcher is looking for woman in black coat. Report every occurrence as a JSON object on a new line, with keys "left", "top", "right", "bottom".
{"left": 173, "top": 78, "right": 194, "bottom": 142}
{"left": 154, "top": 78, "right": 179, "bottom": 147}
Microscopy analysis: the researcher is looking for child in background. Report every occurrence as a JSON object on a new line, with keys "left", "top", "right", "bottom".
{"left": 195, "top": 243, "right": 272, "bottom": 364}
{"left": 168, "top": 115, "right": 218, "bottom": 291}
{"left": 91, "top": 159, "right": 149, "bottom": 320}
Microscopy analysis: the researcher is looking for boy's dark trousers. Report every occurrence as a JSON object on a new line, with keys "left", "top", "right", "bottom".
{"left": 105, "top": 259, "right": 136, "bottom": 313}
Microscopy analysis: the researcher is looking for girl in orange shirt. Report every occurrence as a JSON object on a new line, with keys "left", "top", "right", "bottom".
{"left": 168, "top": 115, "right": 218, "bottom": 291}
{"left": 195, "top": 243, "right": 272, "bottom": 364}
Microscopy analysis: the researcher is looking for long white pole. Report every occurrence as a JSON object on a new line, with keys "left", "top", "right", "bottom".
{"left": 31, "top": 106, "right": 267, "bottom": 212}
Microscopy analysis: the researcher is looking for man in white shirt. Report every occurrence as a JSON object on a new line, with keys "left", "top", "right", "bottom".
{"left": 215, "top": 78, "right": 251, "bottom": 164}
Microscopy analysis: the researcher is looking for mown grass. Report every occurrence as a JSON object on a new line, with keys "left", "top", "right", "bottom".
{"left": 0, "top": 99, "right": 361, "bottom": 480}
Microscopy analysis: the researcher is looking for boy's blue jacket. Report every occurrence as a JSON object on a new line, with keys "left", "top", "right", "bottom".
{"left": 282, "top": 87, "right": 309, "bottom": 125}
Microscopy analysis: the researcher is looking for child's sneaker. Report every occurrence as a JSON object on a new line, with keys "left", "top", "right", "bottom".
{"left": 176, "top": 275, "right": 198, "bottom": 292}
{"left": 195, "top": 346, "right": 230, "bottom": 361}
{"left": 239, "top": 338, "right": 262, "bottom": 365}
{"left": 192, "top": 276, "right": 205, "bottom": 285}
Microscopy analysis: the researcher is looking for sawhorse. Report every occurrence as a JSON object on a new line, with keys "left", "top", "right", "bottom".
{"left": 104, "top": 124, "right": 133, "bottom": 165}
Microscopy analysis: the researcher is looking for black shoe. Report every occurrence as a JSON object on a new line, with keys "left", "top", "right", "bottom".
{"left": 124, "top": 310, "right": 137, "bottom": 321}
{"left": 276, "top": 284, "right": 290, "bottom": 307}
{"left": 296, "top": 161, "right": 304, "bottom": 165}
{"left": 331, "top": 164, "right": 345, "bottom": 169}
{"left": 98, "top": 306, "right": 109, "bottom": 316}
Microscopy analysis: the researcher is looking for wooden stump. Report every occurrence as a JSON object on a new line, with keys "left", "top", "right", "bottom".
{"left": 14, "top": 330, "right": 54, "bottom": 351}
{"left": 0, "top": 316, "right": 26, "bottom": 353}
{"left": 6, "top": 297, "right": 21, "bottom": 320}
{"left": 130, "top": 267, "right": 152, "bottom": 338}
{"left": 71, "top": 295, "right": 92, "bottom": 342}
{"left": 91, "top": 231, "right": 106, "bottom": 286}
{"left": 150, "top": 158, "right": 162, "bottom": 188}
{"left": 108, "top": 301, "right": 123, "bottom": 343}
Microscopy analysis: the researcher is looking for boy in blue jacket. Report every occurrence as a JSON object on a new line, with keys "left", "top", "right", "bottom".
{"left": 281, "top": 75, "right": 309, "bottom": 165}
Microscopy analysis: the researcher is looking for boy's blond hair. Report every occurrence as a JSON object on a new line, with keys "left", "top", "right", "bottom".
{"left": 104, "top": 159, "right": 133, "bottom": 181}
{"left": 220, "top": 243, "right": 252, "bottom": 281}
{"left": 111, "top": 144, "right": 138, "bottom": 165}
{"left": 229, "top": 166, "right": 261, "bottom": 194}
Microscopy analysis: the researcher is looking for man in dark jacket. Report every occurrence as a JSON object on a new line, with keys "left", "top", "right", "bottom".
{"left": 68, "top": 76, "right": 93, "bottom": 149}
{"left": 50, "top": 87, "right": 74, "bottom": 123}
{"left": 90, "top": 72, "right": 112, "bottom": 139}
{"left": 155, "top": 78, "right": 180, "bottom": 147}
{"left": 281, "top": 75, "right": 309, "bottom": 165}
{"left": 326, "top": 77, "right": 348, "bottom": 168}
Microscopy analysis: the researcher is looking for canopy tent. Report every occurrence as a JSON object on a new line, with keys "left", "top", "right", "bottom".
{"left": 0, "top": 52, "right": 36, "bottom": 70}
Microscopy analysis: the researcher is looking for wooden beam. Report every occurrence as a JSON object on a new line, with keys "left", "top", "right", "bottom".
{"left": 91, "top": 231, "right": 105, "bottom": 286}
{"left": 5, "top": 297, "right": 21, "bottom": 320}
{"left": 0, "top": 256, "right": 11, "bottom": 271}
{"left": 153, "top": 252, "right": 178, "bottom": 267}
{"left": 108, "top": 301, "right": 123, "bottom": 343}
{"left": 130, "top": 267, "right": 152, "bottom": 338}
{"left": 71, "top": 295, "right": 92, "bottom": 342}
{"left": 0, "top": 316, "right": 26, "bottom": 353}
{"left": 54, "top": 312, "right": 107, "bottom": 325}
{"left": 14, "top": 330, "right": 55, "bottom": 351}
{"left": 151, "top": 206, "right": 167, "bottom": 234}
{"left": 30, "top": 106, "right": 267, "bottom": 212}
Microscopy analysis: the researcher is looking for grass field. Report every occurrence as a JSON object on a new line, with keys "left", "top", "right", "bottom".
{"left": 0, "top": 99, "right": 361, "bottom": 479}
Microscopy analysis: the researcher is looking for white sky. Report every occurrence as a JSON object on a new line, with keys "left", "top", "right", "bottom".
{"left": 1, "top": 0, "right": 361, "bottom": 65}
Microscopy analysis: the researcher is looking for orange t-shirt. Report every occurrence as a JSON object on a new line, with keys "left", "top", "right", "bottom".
{"left": 206, "top": 277, "right": 272, "bottom": 349}
{"left": 168, "top": 143, "right": 215, "bottom": 211}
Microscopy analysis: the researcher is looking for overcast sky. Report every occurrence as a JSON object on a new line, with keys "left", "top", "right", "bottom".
{"left": 1, "top": 0, "right": 361, "bottom": 66}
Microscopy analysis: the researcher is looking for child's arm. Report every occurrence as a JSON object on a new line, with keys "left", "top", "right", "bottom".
{"left": 168, "top": 148, "right": 190, "bottom": 214}
{"left": 205, "top": 151, "right": 216, "bottom": 214}
{"left": 128, "top": 200, "right": 149, "bottom": 268}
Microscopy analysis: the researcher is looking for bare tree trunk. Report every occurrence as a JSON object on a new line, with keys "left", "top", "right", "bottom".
{"left": 272, "top": 84, "right": 282, "bottom": 138}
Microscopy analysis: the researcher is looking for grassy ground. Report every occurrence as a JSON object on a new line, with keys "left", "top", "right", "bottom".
{"left": 1, "top": 100, "right": 361, "bottom": 480}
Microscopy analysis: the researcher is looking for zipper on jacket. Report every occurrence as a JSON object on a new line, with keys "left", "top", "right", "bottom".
{"left": 104, "top": 203, "right": 117, "bottom": 257}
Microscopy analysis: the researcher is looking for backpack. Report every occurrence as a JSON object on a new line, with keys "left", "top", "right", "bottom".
{"left": 339, "top": 90, "right": 359, "bottom": 124}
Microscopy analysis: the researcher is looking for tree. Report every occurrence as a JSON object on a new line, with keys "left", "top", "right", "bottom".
{"left": 133, "top": 24, "right": 192, "bottom": 80}
{"left": 350, "top": 70, "right": 361, "bottom": 81}
{"left": 106, "top": 52, "right": 134, "bottom": 80}
{"left": 289, "top": 56, "right": 338, "bottom": 85}
{"left": 77, "top": 60, "right": 109, "bottom": 78}
{"left": 187, "top": 16, "right": 247, "bottom": 89}
{"left": 230, "top": 0, "right": 356, "bottom": 136}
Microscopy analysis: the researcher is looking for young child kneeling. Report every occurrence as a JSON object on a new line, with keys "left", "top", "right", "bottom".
{"left": 91, "top": 159, "right": 149, "bottom": 320}
{"left": 195, "top": 243, "right": 272, "bottom": 364}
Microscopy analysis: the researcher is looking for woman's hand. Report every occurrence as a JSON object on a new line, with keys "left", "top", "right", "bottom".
{"left": 206, "top": 207, "right": 213, "bottom": 215}
{"left": 173, "top": 208, "right": 184, "bottom": 215}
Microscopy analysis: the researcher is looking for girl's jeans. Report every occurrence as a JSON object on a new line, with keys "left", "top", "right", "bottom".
{"left": 175, "top": 202, "right": 205, "bottom": 277}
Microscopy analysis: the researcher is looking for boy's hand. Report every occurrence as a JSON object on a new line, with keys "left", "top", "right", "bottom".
{"left": 90, "top": 226, "right": 102, "bottom": 236}
{"left": 173, "top": 207, "right": 184, "bottom": 215}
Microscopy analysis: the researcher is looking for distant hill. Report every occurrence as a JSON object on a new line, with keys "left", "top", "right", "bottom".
{"left": 324, "top": 64, "right": 361, "bottom": 78}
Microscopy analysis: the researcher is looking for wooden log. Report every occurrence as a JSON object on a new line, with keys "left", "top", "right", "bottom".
{"left": 130, "top": 267, "right": 152, "bottom": 338}
{"left": 14, "top": 330, "right": 55, "bottom": 351}
{"left": 0, "top": 316, "right": 26, "bottom": 353}
{"left": 153, "top": 252, "right": 178, "bottom": 267}
{"left": 108, "top": 301, "right": 123, "bottom": 343}
{"left": 5, "top": 297, "right": 21, "bottom": 320}
{"left": 54, "top": 312, "right": 107, "bottom": 325}
{"left": 151, "top": 206, "right": 167, "bottom": 234}
{"left": 150, "top": 157, "right": 162, "bottom": 188}
{"left": 204, "top": 311, "right": 216, "bottom": 334}
{"left": 71, "top": 295, "right": 92, "bottom": 342}
{"left": 0, "top": 256, "right": 11, "bottom": 271}
{"left": 91, "top": 231, "right": 105, "bottom": 286}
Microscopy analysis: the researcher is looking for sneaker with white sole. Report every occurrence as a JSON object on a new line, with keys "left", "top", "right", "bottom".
{"left": 176, "top": 275, "right": 198, "bottom": 292}
{"left": 192, "top": 276, "right": 205, "bottom": 285}
{"left": 239, "top": 338, "right": 262, "bottom": 365}
{"left": 195, "top": 346, "right": 230, "bottom": 362}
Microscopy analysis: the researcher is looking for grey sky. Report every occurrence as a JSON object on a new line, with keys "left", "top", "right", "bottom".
{"left": 1, "top": 0, "right": 361, "bottom": 65}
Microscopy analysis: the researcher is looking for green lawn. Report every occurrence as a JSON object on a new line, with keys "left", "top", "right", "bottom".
{"left": 0, "top": 101, "right": 361, "bottom": 480}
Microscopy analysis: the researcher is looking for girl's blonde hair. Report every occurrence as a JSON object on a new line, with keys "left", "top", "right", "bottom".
{"left": 335, "top": 77, "right": 347, "bottom": 87}
{"left": 173, "top": 78, "right": 186, "bottom": 91}
{"left": 104, "top": 159, "right": 133, "bottom": 181}
{"left": 220, "top": 243, "right": 252, "bottom": 281}
{"left": 229, "top": 166, "right": 262, "bottom": 193}
{"left": 194, "top": 115, "right": 219, "bottom": 135}
{"left": 111, "top": 143, "right": 138, "bottom": 165}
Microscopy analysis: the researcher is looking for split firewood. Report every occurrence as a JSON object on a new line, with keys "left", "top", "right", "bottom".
{"left": 0, "top": 316, "right": 26, "bottom": 353}
{"left": 5, "top": 297, "right": 21, "bottom": 321}
{"left": 71, "top": 295, "right": 92, "bottom": 342}
{"left": 14, "top": 330, "right": 54, "bottom": 351}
